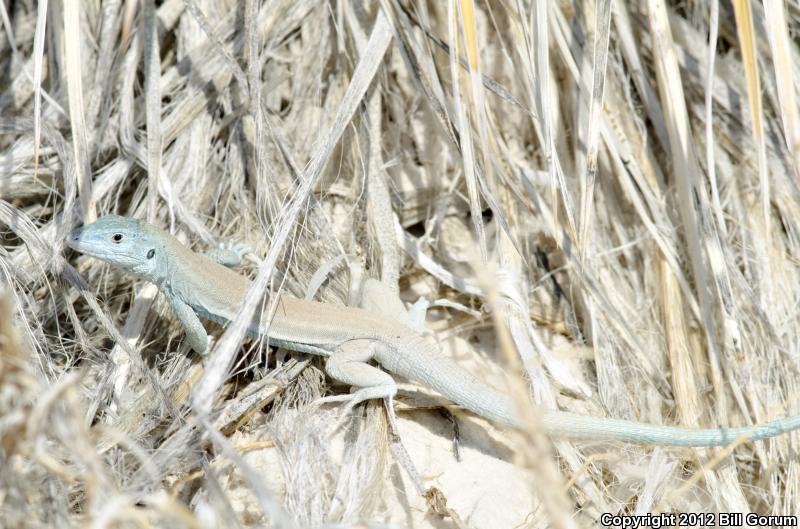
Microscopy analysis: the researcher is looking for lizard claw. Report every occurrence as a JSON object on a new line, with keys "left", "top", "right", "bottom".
{"left": 312, "top": 393, "right": 400, "bottom": 436}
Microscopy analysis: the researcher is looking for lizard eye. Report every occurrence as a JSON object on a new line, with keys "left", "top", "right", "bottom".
{"left": 112, "top": 233, "right": 124, "bottom": 243}
{"left": 146, "top": 249, "right": 155, "bottom": 259}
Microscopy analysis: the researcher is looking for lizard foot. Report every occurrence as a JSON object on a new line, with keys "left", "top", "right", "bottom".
{"left": 314, "top": 392, "right": 400, "bottom": 436}
{"left": 204, "top": 241, "right": 251, "bottom": 268}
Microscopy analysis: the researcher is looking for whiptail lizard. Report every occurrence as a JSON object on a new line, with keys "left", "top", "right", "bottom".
{"left": 67, "top": 215, "right": 800, "bottom": 446}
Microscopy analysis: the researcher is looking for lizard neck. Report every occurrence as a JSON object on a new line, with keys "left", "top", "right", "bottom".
{"left": 160, "top": 240, "right": 251, "bottom": 320}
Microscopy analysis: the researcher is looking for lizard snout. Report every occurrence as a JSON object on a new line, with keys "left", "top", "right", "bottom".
{"left": 66, "top": 227, "right": 84, "bottom": 250}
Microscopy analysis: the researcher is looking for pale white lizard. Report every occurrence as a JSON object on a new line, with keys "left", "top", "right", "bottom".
{"left": 67, "top": 215, "right": 800, "bottom": 446}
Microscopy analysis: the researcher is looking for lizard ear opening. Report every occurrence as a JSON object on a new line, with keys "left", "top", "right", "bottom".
{"left": 147, "top": 249, "right": 155, "bottom": 259}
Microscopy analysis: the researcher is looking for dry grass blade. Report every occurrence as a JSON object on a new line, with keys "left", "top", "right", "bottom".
{"left": 705, "top": 0, "right": 726, "bottom": 235}
{"left": 143, "top": 0, "right": 162, "bottom": 223}
{"left": 646, "top": 0, "right": 727, "bottom": 414}
{"left": 763, "top": 0, "right": 800, "bottom": 180}
{"left": 449, "top": 0, "right": 488, "bottom": 261}
{"left": 62, "top": 0, "right": 95, "bottom": 223}
{"left": 577, "top": 0, "right": 612, "bottom": 255}
{"left": 31, "top": 0, "right": 48, "bottom": 178}
{"left": 183, "top": 0, "right": 249, "bottom": 95}
{"left": 732, "top": 0, "right": 770, "bottom": 234}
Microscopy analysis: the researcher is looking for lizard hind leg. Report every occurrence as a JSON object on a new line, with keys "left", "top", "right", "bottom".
{"left": 359, "top": 278, "right": 430, "bottom": 335}
{"left": 317, "top": 338, "right": 400, "bottom": 432}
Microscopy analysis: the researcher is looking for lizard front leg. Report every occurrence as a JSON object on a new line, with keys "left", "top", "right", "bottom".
{"left": 204, "top": 243, "right": 250, "bottom": 268}
{"left": 166, "top": 294, "right": 210, "bottom": 354}
{"left": 321, "top": 338, "right": 399, "bottom": 432}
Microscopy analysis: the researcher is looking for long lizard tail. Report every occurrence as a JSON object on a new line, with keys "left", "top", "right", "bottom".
{"left": 378, "top": 336, "right": 519, "bottom": 427}
{"left": 541, "top": 410, "right": 800, "bottom": 446}
{"left": 381, "top": 337, "right": 800, "bottom": 445}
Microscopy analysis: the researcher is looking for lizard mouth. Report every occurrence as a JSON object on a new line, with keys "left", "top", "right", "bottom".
{"left": 66, "top": 226, "right": 87, "bottom": 252}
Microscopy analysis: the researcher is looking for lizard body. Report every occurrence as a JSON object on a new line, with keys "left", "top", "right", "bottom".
{"left": 68, "top": 215, "right": 800, "bottom": 446}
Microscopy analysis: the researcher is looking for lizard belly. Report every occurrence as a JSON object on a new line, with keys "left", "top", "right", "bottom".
{"left": 188, "top": 300, "right": 338, "bottom": 356}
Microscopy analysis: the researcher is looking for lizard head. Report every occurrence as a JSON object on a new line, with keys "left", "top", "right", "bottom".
{"left": 67, "top": 215, "right": 164, "bottom": 279}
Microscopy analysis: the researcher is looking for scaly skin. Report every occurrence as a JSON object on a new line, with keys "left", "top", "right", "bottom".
{"left": 68, "top": 215, "right": 800, "bottom": 445}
